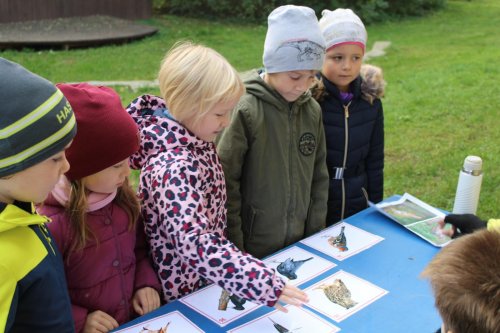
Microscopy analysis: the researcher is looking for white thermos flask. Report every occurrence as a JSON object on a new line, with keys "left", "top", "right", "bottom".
{"left": 452, "top": 156, "right": 483, "bottom": 214}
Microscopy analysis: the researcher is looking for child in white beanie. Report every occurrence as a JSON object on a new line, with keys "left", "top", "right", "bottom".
{"left": 312, "top": 8, "right": 385, "bottom": 225}
{"left": 217, "top": 5, "right": 329, "bottom": 259}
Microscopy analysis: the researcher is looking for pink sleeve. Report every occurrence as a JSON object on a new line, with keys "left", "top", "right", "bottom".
{"left": 156, "top": 163, "right": 285, "bottom": 307}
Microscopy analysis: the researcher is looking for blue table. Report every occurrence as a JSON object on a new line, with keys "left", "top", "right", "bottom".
{"left": 115, "top": 196, "right": 442, "bottom": 332}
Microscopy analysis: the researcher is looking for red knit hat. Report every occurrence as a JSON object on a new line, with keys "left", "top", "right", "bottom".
{"left": 57, "top": 83, "right": 139, "bottom": 181}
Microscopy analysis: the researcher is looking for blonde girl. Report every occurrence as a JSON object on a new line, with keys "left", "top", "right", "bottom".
{"left": 127, "top": 41, "right": 308, "bottom": 312}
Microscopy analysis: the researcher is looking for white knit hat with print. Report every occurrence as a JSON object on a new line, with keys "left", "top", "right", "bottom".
{"left": 263, "top": 5, "right": 326, "bottom": 73}
{"left": 319, "top": 8, "right": 367, "bottom": 52}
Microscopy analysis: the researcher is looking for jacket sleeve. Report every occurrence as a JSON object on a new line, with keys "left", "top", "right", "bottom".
{"left": 155, "top": 160, "right": 286, "bottom": 307}
{"left": 365, "top": 100, "right": 384, "bottom": 203}
{"left": 215, "top": 105, "right": 251, "bottom": 252}
{"left": 134, "top": 218, "right": 162, "bottom": 293}
{"left": 0, "top": 266, "right": 16, "bottom": 332}
{"left": 73, "top": 303, "right": 89, "bottom": 333}
{"left": 305, "top": 105, "right": 329, "bottom": 236}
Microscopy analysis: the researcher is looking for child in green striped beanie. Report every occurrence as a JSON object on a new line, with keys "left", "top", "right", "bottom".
{"left": 0, "top": 57, "right": 77, "bottom": 332}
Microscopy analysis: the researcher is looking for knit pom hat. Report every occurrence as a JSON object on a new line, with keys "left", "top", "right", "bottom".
{"left": 319, "top": 8, "right": 367, "bottom": 52}
{"left": 57, "top": 83, "right": 139, "bottom": 181}
{"left": 0, "top": 58, "right": 77, "bottom": 178}
{"left": 263, "top": 5, "right": 326, "bottom": 73}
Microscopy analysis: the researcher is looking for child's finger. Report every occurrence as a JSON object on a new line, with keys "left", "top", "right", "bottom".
{"left": 282, "top": 285, "right": 309, "bottom": 302}
{"left": 132, "top": 298, "right": 144, "bottom": 316}
{"left": 274, "top": 302, "right": 288, "bottom": 313}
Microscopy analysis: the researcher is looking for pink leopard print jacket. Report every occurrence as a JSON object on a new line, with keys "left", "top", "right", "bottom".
{"left": 127, "top": 95, "right": 285, "bottom": 306}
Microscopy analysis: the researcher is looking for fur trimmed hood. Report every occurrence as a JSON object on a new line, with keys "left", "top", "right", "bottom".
{"left": 312, "top": 63, "right": 386, "bottom": 105}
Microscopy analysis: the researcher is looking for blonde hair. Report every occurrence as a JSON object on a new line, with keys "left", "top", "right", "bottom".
{"left": 66, "top": 177, "right": 140, "bottom": 254}
{"left": 421, "top": 229, "right": 500, "bottom": 333}
{"left": 158, "top": 41, "right": 245, "bottom": 126}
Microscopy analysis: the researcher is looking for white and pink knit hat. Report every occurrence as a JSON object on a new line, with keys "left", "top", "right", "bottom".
{"left": 319, "top": 8, "right": 367, "bottom": 52}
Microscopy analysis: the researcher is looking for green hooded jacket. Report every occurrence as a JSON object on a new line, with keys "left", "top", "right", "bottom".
{"left": 217, "top": 70, "right": 329, "bottom": 258}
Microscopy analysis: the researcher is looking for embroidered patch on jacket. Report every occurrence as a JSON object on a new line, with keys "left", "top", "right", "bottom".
{"left": 277, "top": 40, "right": 325, "bottom": 62}
{"left": 299, "top": 132, "right": 316, "bottom": 156}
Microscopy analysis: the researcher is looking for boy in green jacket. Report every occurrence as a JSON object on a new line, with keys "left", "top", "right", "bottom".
{"left": 0, "top": 58, "right": 76, "bottom": 332}
{"left": 217, "top": 5, "right": 329, "bottom": 258}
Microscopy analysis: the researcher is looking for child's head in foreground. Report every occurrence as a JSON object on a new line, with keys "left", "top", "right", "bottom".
{"left": 262, "top": 5, "right": 326, "bottom": 102}
{"left": 0, "top": 58, "right": 76, "bottom": 204}
{"left": 421, "top": 229, "right": 500, "bottom": 333}
{"left": 158, "top": 41, "right": 245, "bottom": 142}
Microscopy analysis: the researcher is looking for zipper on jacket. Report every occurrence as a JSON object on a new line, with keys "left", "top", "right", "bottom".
{"left": 39, "top": 223, "right": 56, "bottom": 256}
{"left": 340, "top": 102, "right": 351, "bottom": 220}
{"left": 343, "top": 102, "right": 350, "bottom": 119}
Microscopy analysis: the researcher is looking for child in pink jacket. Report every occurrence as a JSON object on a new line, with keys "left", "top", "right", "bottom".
{"left": 127, "top": 41, "right": 308, "bottom": 312}
{"left": 38, "top": 83, "right": 161, "bottom": 333}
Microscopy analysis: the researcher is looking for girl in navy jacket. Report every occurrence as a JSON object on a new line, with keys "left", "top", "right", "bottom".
{"left": 312, "top": 9, "right": 385, "bottom": 225}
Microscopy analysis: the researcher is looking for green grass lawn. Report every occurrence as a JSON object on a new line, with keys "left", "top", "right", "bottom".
{"left": 2, "top": 0, "right": 498, "bottom": 219}
{"left": 369, "top": 0, "right": 500, "bottom": 219}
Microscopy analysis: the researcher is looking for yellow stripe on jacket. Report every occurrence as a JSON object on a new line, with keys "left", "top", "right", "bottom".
{"left": 0, "top": 206, "right": 48, "bottom": 331}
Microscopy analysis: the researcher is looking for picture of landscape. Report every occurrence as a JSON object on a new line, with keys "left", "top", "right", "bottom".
{"left": 375, "top": 193, "right": 452, "bottom": 247}
{"left": 380, "top": 199, "right": 436, "bottom": 225}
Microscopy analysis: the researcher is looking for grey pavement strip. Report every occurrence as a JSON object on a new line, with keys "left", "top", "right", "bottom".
{"left": 364, "top": 41, "right": 391, "bottom": 61}
{"left": 80, "top": 41, "right": 391, "bottom": 90}
{"left": 80, "top": 79, "right": 159, "bottom": 90}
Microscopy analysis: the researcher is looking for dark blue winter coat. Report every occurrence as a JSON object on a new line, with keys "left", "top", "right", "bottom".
{"left": 315, "top": 73, "right": 384, "bottom": 225}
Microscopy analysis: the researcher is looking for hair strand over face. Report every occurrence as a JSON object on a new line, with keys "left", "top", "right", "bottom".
{"left": 66, "top": 177, "right": 140, "bottom": 256}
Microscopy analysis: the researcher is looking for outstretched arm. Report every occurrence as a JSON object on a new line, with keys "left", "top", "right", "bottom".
{"left": 155, "top": 160, "right": 288, "bottom": 307}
